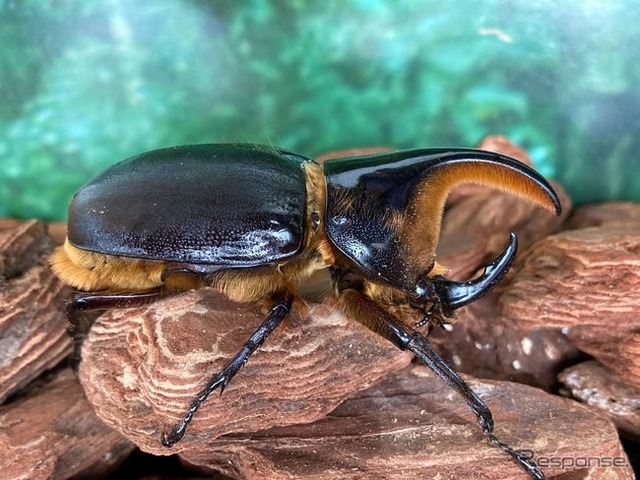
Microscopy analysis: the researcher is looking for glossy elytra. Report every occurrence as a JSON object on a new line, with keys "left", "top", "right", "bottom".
{"left": 51, "top": 144, "right": 561, "bottom": 479}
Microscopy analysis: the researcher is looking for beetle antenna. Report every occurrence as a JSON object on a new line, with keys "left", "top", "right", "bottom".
{"left": 161, "top": 292, "right": 294, "bottom": 447}
{"left": 337, "top": 285, "right": 544, "bottom": 479}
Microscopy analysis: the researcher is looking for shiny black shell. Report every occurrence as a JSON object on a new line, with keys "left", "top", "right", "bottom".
{"left": 67, "top": 144, "right": 311, "bottom": 267}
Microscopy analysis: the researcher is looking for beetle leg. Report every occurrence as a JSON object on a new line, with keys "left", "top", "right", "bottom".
{"left": 65, "top": 302, "right": 101, "bottom": 371}
{"left": 414, "top": 304, "right": 433, "bottom": 328}
{"left": 69, "top": 288, "right": 168, "bottom": 311}
{"left": 65, "top": 288, "right": 168, "bottom": 369}
{"left": 161, "top": 291, "right": 294, "bottom": 447}
{"left": 336, "top": 279, "right": 544, "bottom": 480}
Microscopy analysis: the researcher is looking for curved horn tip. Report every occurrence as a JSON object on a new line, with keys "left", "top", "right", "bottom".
{"left": 441, "top": 232, "right": 518, "bottom": 310}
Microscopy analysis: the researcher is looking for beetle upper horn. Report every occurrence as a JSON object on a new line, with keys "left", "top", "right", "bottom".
{"left": 401, "top": 149, "right": 560, "bottom": 279}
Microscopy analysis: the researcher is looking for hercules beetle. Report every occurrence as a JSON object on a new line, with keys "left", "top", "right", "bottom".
{"left": 51, "top": 144, "right": 560, "bottom": 479}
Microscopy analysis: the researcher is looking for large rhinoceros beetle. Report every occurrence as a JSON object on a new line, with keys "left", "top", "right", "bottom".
{"left": 51, "top": 144, "right": 561, "bottom": 479}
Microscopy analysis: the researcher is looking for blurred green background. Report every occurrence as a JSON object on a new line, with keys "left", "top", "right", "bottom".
{"left": 1, "top": 0, "right": 639, "bottom": 220}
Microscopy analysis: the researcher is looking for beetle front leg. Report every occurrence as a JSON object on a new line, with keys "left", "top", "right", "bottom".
{"left": 161, "top": 291, "right": 294, "bottom": 447}
{"left": 335, "top": 277, "right": 544, "bottom": 480}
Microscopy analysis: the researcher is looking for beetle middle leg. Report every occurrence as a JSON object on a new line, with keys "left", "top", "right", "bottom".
{"left": 334, "top": 274, "right": 544, "bottom": 480}
{"left": 161, "top": 291, "right": 294, "bottom": 447}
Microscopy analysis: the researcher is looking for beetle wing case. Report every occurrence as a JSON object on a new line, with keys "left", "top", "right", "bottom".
{"left": 67, "top": 144, "right": 311, "bottom": 267}
{"left": 324, "top": 148, "right": 561, "bottom": 291}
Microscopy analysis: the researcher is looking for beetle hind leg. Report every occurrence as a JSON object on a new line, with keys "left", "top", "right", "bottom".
{"left": 64, "top": 264, "right": 211, "bottom": 367}
{"left": 65, "top": 288, "right": 170, "bottom": 369}
{"left": 69, "top": 287, "right": 169, "bottom": 311}
{"left": 403, "top": 325, "right": 544, "bottom": 479}
{"left": 161, "top": 291, "right": 294, "bottom": 447}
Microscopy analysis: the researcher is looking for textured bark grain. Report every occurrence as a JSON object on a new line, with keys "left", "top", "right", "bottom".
{"left": 185, "top": 365, "right": 633, "bottom": 480}
{"left": 79, "top": 290, "right": 413, "bottom": 455}
{"left": 0, "top": 220, "right": 71, "bottom": 402}
{"left": 559, "top": 360, "right": 640, "bottom": 441}
{"left": 501, "top": 204, "right": 640, "bottom": 389}
{"left": 0, "top": 368, "right": 134, "bottom": 480}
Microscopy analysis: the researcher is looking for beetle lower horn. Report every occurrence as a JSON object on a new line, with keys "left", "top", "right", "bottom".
{"left": 414, "top": 232, "right": 518, "bottom": 314}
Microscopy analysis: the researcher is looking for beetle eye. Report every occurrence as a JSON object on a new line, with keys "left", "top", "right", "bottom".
{"left": 412, "top": 278, "right": 439, "bottom": 304}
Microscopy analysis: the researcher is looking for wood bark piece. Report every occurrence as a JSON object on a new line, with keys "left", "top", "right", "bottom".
{"left": 428, "top": 294, "right": 583, "bottom": 390}
{"left": 564, "top": 202, "right": 640, "bottom": 230}
{"left": 0, "top": 219, "right": 71, "bottom": 402}
{"left": 567, "top": 324, "right": 640, "bottom": 391}
{"left": 0, "top": 368, "right": 134, "bottom": 480}
{"left": 79, "top": 290, "right": 413, "bottom": 455}
{"left": 185, "top": 365, "right": 633, "bottom": 479}
{"left": 559, "top": 360, "right": 640, "bottom": 441}
{"left": 0, "top": 219, "right": 52, "bottom": 278}
{"left": 47, "top": 221, "right": 67, "bottom": 246}
{"left": 500, "top": 203, "right": 640, "bottom": 389}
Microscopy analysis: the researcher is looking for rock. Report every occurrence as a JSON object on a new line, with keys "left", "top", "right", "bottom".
{"left": 500, "top": 203, "right": 640, "bottom": 389}
{"left": 0, "top": 219, "right": 71, "bottom": 402}
{"left": 0, "top": 368, "right": 134, "bottom": 479}
{"left": 185, "top": 365, "right": 633, "bottom": 479}
{"left": 78, "top": 290, "right": 413, "bottom": 455}
{"left": 559, "top": 360, "right": 640, "bottom": 441}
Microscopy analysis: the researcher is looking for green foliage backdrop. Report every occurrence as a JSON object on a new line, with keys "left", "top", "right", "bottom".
{"left": 1, "top": 0, "right": 639, "bottom": 220}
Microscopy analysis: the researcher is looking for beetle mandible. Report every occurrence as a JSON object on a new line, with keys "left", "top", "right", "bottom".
{"left": 51, "top": 144, "right": 561, "bottom": 479}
